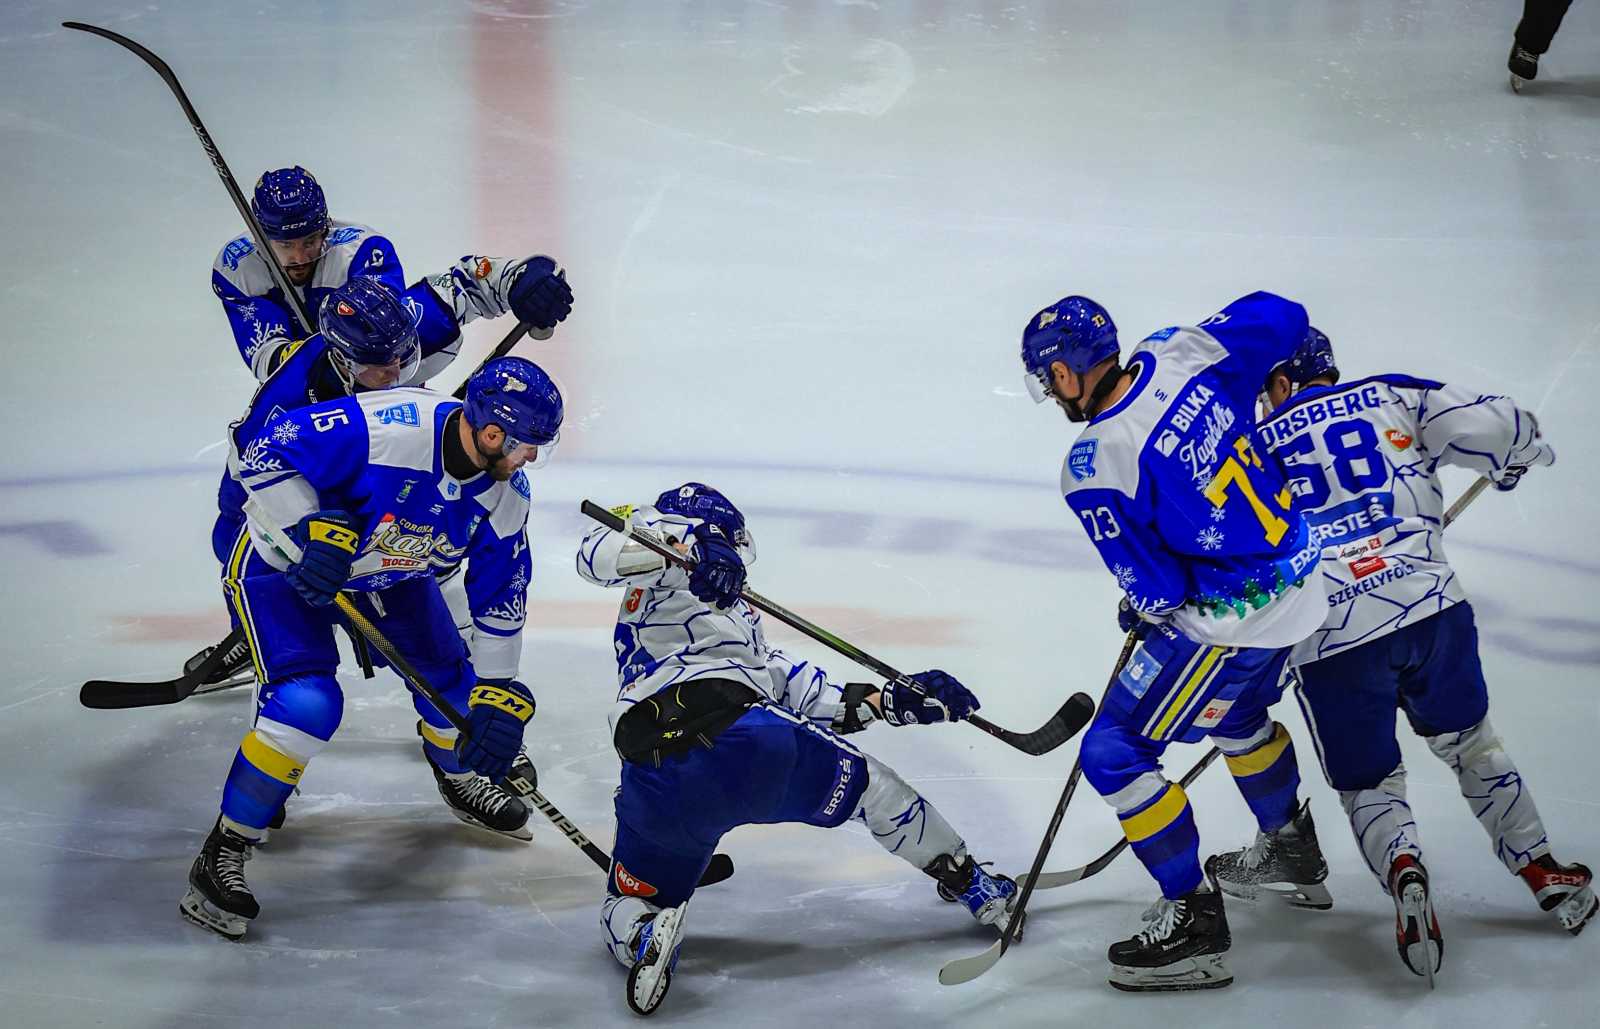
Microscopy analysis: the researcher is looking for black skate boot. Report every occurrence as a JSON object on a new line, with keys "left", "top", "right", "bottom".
{"left": 421, "top": 732, "right": 532, "bottom": 841}
{"left": 179, "top": 817, "right": 260, "bottom": 940}
{"left": 1388, "top": 854, "right": 1442, "bottom": 987}
{"left": 1508, "top": 42, "right": 1539, "bottom": 91}
{"left": 925, "top": 853, "right": 1025, "bottom": 940}
{"left": 1518, "top": 854, "right": 1598, "bottom": 935}
{"left": 1204, "top": 798, "right": 1332, "bottom": 910}
{"left": 184, "top": 632, "right": 255, "bottom": 695}
{"left": 1108, "top": 883, "right": 1232, "bottom": 992}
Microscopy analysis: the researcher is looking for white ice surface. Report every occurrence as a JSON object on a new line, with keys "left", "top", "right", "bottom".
{"left": 2, "top": 2, "right": 1597, "bottom": 1027}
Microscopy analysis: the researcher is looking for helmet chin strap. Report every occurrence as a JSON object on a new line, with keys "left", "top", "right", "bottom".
{"left": 327, "top": 350, "right": 358, "bottom": 394}
{"left": 1059, "top": 364, "right": 1122, "bottom": 423}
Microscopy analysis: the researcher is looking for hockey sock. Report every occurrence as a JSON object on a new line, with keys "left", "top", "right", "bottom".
{"left": 1119, "top": 782, "right": 1203, "bottom": 899}
{"left": 1426, "top": 717, "right": 1550, "bottom": 873}
{"left": 1339, "top": 765, "right": 1422, "bottom": 891}
{"left": 417, "top": 718, "right": 464, "bottom": 773}
{"left": 853, "top": 753, "right": 964, "bottom": 868}
{"left": 221, "top": 727, "right": 309, "bottom": 831}
{"left": 1216, "top": 722, "right": 1300, "bottom": 834}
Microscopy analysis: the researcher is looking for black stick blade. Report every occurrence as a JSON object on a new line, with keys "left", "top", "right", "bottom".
{"left": 80, "top": 677, "right": 188, "bottom": 708}
{"left": 977, "top": 692, "right": 1095, "bottom": 756}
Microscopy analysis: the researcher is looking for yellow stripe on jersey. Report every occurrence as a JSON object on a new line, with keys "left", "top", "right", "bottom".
{"left": 1150, "top": 646, "right": 1227, "bottom": 740}
{"left": 239, "top": 730, "right": 305, "bottom": 785}
{"left": 1225, "top": 723, "right": 1292, "bottom": 778}
{"left": 1120, "top": 784, "right": 1190, "bottom": 843}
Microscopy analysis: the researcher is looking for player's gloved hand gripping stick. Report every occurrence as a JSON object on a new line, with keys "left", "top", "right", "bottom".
{"left": 328, "top": 594, "right": 736, "bottom": 888}
{"left": 581, "top": 501, "right": 1095, "bottom": 757}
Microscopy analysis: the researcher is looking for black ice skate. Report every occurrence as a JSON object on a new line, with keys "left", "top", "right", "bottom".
{"left": 179, "top": 817, "right": 260, "bottom": 940}
{"left": 1108, "top": 884, "right": 1232, "bottom": 992}
{"left": 184, "top": 632, "right": 255, "bottom": 695}
{"left": 627, "top": 905, "right": 687, "bottom": 1016}
{"left": 927, "top": 853, "right": 1025, "bottom": 940}
{"left": 1388, "top": 854, "right": 1442, "bottom": 986}
{"left": 422, "top": 736, "right": 532, "bottom": 841}
{"left": 1518, "top": 854, "right": 1598, "bottom": 935}
{"left": 1204, "top": 798, "right": 1332, "bottom": 910}
{"left": 1508, "top": 42, "right": 1539, "bottom": 92}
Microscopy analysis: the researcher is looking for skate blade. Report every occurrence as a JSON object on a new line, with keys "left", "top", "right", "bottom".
{"left": 628, "top": 907, "right": 686, "bottom": 1016}
{"left": 179, "top": 889, "right": 249, "bottom": 941}
{"left": 1556, "top": 886, "right": 1598, "bottom": 936}
{"left": 191, "top": 672, "right": 256, "bottom": 696}
{"left": 445, "top": 806, "right": 533, "bottom": 842}
{"left": 1216, "top": 878, "right": 1332, "bottom": 910}
{"left": 1109, "top": 952, "right": 1232, "bottom": 992}
{"left": 1510, "top": 74, "right": 1527, "bottom": 93}
{"left": 1397, "top": 884, "right": 1442, "bottom": 985}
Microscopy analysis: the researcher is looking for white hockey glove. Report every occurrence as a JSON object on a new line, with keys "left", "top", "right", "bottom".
{"left": 429, "top": 255, "right": 569, "bottom": 329}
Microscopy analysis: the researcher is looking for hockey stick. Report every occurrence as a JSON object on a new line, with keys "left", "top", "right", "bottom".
{"left": 1444, "top": 476, "right": 1490, "bottom": 527}
{"left": 330, "top": 594, "right": 735, "bottom": 888}
{"left": 581, "top": 500, "right": 1095, "bottom": 756}
{"left": 63, "top": 21, "right": 548, "bottom": 383}
{"left": 938, "top": 631, "right": 1139, "bottom": 986}
{"left": 79, "top": 627, "right": 247, "bottom": 709}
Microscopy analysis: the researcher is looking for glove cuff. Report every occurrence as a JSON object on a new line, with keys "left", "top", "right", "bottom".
{"left": 835, "top": 682, "right": 879, "bottom": 734}
{"left": 468, "top": 682, "right": 536, "bottom": 723}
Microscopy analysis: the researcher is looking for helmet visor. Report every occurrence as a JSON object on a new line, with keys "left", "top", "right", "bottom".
{"left": 1024, "top": 367, "right": 1054, "bottom": 404}
{"left": 347, "top": 339, "right": 421, "bottom": 390}
{"left": 501, "top": 428, "right": 560, "bottom": 467}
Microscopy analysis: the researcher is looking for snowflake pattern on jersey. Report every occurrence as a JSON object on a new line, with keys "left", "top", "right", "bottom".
{"left": 366, "top": 574, "right": 393, "bottom": 590}
{"left": 238, "top": 438, "right": 282, "bottom": 473}
{"left": 1192, "top": 467, "right": 1215, "bottom": 493}
{"left": 1209, "top": 505, "right": 1227, "bottom": 522}
{"left": 507, "top": 568, "right": 529, "bottom": 595}
{"left": 1197, "top": 526, "right": 1225, "bottom": 551}
{"left": 1113, "top": 564, "right": 1139, "bottom": 590}
{"left": 272, "top": 420, "right": 301, "bottom": 445}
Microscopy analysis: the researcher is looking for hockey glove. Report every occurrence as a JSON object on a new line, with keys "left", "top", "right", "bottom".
{"left": 879, "top": 669, "right": 980, "bottom": 726}
{"left": 1492, "top": 443, "right": 1556, "bottom": 492}
{"left": 285, "top": 510, "right": 361, "bottom": 607}
{"left": 455, "top": 680, "right": 536, "bottom": 784}
{"left": 687, "top": 523, "right": 746, "bottom": 609}
{"left": 507, "top": 256, "right": 573, "bottom": 331}
{"left": 1116, "top": 597, "right": 1164, "bottom": 638}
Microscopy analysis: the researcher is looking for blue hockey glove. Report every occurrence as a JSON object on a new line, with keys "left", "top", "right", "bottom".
{"left": 1116, "top": 597, "right": 1164, "bottom": 638}
{"left": 507, "top": 256, "right": 573, "bottom": 331}
{"left": 455, "top": 680, "right": 536, "bottom": 783}
{"left": 285, "top": 510, "right": 360, "bottom": 607}
{"left": 687, "top": 522, "right": 746, "bottom": 608}
{"left": 879, "top": 669, "right": 980, "bottom": 726}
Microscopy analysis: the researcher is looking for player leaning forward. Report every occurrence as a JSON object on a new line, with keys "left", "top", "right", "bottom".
{"left": 577, "top": 485, "right": 1022, "bottom": 1015}
{"left": 1020, "top": 292, "right": 1331, "bottom": 992}
{"left": 181, "top": 357, "right": 562, "bottom": 940}
{"left": 1256, "top": 330, "right": 1594, "bottom": 979}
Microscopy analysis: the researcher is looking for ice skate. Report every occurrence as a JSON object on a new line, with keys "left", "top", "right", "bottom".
{"left": 1204, "top": 798, "right": 1332, "bottom": 910}
{"left": 627, "top": 905, "right": 687, "bottom": 1016}
{"left": 1388, "top": 854, "right": 1442, "bottom": 986}
{"left": 928, "top": 854, "right": 1025, "bottom": 939}
{"left": 1508, "top": 42, "right": 1538, "bottom": 92}
{"left": 184, "top": 632, "right": 255, "bottom": 695}
{"left": 423, "top": 734, "right": 532, "bottom": 841}
{"left": 179, "top": 818, "right": 260, "bottom": 940}
{"left": 1108, "top": 883, "right": 1232, "bottom": 992}
{"left": 1519, "top": 854, "right": 1597, "bottom": 935}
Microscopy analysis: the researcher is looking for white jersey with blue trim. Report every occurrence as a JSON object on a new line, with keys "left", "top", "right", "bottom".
{"left": 211, "top": 219, "right": 405, "bottom": 380}
{"left": 1060, "top": 292, "right": 1326, "bottom": 650}
{"left": 576, "top": 504, "right": 854, "bottom": 737}
{"left": 237, "top": 387, "right": 531, "bottom": 678}
{"left": 1256, "top": 375, "right": 1549, "bottom": 665}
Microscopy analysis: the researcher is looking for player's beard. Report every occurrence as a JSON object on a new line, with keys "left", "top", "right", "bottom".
{"left": 473, "top": 429, "right": 519, "bottom": 481}
{"left": 285, "top": 258, "right": 317, "bottom": 286}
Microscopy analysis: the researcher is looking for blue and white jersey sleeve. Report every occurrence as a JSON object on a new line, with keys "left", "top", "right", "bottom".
{"left": 575, "top": 505, "right": 692, "bottom": 592}
{"left": 762, "top": 649, "right": 853, "bottom": 727}
{"left": 1416, "top": 384, "right": 1552, "bottom": 478}
{"left": 1064, "top": 483, "right": 1189, "bottom": 616}
{"left": 212, "top": 242, "right": 300, "bottom": 380}
{"left": 237, "top": 396, "right": 370, "bottom": 568}
{"left": 460, "top": 472, "right": 533, "bottom": 680}
{"left": 1192, "top": 291, "right": 1310, "bottom": 411}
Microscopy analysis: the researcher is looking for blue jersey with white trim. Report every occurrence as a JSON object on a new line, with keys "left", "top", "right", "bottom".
{"left": 1061, "top": 292, "right": 1325, "bottom": 649}
{"left": 212, "top": 219, "right": 405, "bottom": 380}
{"left": 236, "top": 388, "right": 531, "bottom": 679}
{"left": 1257, "top": 374, "right": 1549, "bottom": 664}
{"left": 576, "top": 504, "right": 855, "bottom": 737}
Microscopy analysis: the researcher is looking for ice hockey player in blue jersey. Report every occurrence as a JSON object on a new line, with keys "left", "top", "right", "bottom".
{"left": 1256, "top": 329, "right": 1594, "bottom": 980}
{"left": 180, "top": 357, "right": 562, "bottom": 941}
{"left": 576, "top": 485, "right": 1022, "bottom": 1016}
{"left": 187, "top": 250, "right": 573, "bottom": 693}
{"left": 1019, "top": 292, "right": 1331, "bottom": 992}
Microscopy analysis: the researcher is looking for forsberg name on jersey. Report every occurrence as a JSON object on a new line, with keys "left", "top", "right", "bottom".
{"left": 1259, "top": 382, "right": 1386, "bottom": 446}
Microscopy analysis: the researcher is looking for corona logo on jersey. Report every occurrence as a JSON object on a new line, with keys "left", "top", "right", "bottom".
{"left": 360, "top": 513, "right": 465, "bottom": 574}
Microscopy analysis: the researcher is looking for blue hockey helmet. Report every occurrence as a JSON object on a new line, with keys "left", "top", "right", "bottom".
{"left": 463, "top": 357, "right": 564, "bottom": 465}
{"left": 1285, "top": 326, "right": 1339, "bottom": 387}
{"left": 318, "top": 277, "right": 420, "bottom": 390}
{"left": 251, "top": 166, "right": 329, "bottom": 240}
{"left": 655, "top": 482, "right": 756, "bottom": 564}
{"left": 1020, "top": 296, "right": 1120, "bottom": 404}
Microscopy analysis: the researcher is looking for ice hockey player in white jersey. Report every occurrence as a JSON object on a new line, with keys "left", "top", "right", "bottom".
{"left": 1256, "top": 329, "right": 1594, "bottom": 981}
{"left": 576, "top": 484, "right": 1022, "bottom": 1016}
{"left": 211, "top": 166, "right": 404, "bottom": 380}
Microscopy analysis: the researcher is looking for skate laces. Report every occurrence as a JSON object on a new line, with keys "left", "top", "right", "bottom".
{"left": 452, "top": 773, "right": 516, "bottom": 814}
{"left": 1238, "top": 830, "right": 1273, "bottom": 871}
{"left": 1134, "top": 897, "right": 1181, "bottom": 946}
{"left": 215, "top": 832, "right": 252, "bottom": 891}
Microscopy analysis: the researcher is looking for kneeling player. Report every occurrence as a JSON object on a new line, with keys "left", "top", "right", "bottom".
{"left": 576, "top": 485, "right": 1022, "bottom": 1016}
{"left": 1257, "top": 329, "right": 1594, "bottom": 980}
{"left": 181, "top": 358, "right": 561, "bottom": 940}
